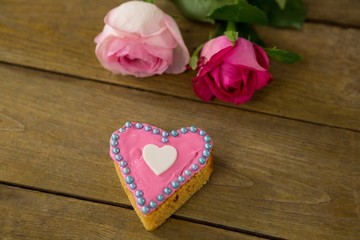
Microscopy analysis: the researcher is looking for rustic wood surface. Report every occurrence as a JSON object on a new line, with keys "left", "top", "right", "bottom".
{"left": 1, "top": 0, "right": 359, "bottom": 239}
{"left": 1, "top": 64, "right": 359, "bottom": 239}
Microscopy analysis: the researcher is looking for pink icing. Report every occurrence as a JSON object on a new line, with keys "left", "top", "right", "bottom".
{"left": 109, "top": 122, "right": 213, "bottom": 214}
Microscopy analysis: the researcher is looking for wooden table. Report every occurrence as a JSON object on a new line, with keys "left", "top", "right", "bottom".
{"left": 1, "top": 1, "right": 359, "bottom": 239}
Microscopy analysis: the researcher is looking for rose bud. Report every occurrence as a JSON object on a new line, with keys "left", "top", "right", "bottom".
{"left": 193, "top": 36, "right": 272, "bottom": 104}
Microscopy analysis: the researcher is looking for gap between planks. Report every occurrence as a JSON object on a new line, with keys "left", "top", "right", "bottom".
{"left": 306, "top": 18, "right": 360, "bottom": 30}
{"left": 0, "top": 181, "right": 283, "bottom": 240}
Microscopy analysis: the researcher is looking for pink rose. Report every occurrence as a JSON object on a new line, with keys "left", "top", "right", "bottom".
{"left": 193, "top": 36, "right": 272, "bottom": 104}
{"left": 94, "top": 1, "right": 189, "bottom": 77}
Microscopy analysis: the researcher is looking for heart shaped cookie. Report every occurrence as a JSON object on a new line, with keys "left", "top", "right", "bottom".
{"left": 109, "top": 122, "right": 213, "bottom": 231}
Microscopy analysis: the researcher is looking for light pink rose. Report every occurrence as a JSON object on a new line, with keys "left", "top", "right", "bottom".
{"left": 94, "top": 1, "right": 189, "bottom": 77}
{"left": 193, "top": 36, "right": 272, "bottom": 104}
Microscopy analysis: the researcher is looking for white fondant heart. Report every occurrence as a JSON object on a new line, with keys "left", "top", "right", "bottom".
{"left": 142, "top": 144, "right": 177, "bottom": 176}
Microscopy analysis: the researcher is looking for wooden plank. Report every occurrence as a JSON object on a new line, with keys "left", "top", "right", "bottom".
{"left": 0, "top": 64, "right": 359, "bottom": 239}
{"left": 0, "top": 0, "right": 359, "bottom": 131}
{"left": 304, "top": 0, "right": 360, "bottom": 27}
{"left": 1, "top": 185, "right": 256, "bottom": 239}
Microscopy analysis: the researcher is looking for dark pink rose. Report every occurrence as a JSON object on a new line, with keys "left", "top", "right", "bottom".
{"left": 193, "top": 36, "right": 272, "bottom": 104}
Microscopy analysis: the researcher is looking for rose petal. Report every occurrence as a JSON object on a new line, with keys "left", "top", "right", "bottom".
{"left": 144, "top": 29, "right": 177, "bottom": 49}
{"left": 192, "top": 75, "right": 214, "bottom": 101}
{"left": 118, "top": 46, "right": 169, "bottom": 77}
{"left": 206, "top": 65, "right": 257, "bottom": 104}
{"left": 163, "top": 15, "right": 190, "bottom": 74}
{"left": 196, "top": 46, "right": 233, "bottom": 78}
{"left": 94, "top": 25, "right": 118, "bottom": 44}
{"left": 255, "top": 71, "right": 272, "bottom": 90}
{"left": 239, "top": 68, "right": 251, "bottom": 86}
{"left": 105, "top": 1, "right": 167, "bottom": 37}
{"left": 206, "top": 68, "right": 239, "bottom": 103}
{"left": 224, "top": 38, "right": 266, "bottom": 71}
{"left": 95, "top": 36, "right": 169, "bottom": 77}
{"left": 127, "top": 61, "right": 169, "bottom": 77}
{"left": 201, "top": 36, "right": 233, "bottom": 63}
{"left": 254, "top": 45, "right": 270, "bottom": 69}
{"left": 143, "top": 43, "right": 173, "bottom": 63}
{"left": 232, "top": 87, "right": 255, "bottom": 104}
{"left": 95, "top": 37, "right": 129, "bottom": 74}
{"left": 119, "top": 56, "right": 168, "bottom": 77}
{"left": 217, "top": 63, "right": 243, "bottom": 91}
{"left": 106, "top": 39, "right": 132, "bottom": 57}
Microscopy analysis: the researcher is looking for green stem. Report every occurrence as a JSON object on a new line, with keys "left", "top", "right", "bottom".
{"left": 226, "top": 21, "right": 236, "bottom": 32}
{"left": 193, "top": 44, "right": 204, "bottom": 57}
{"left": 224, "top": 21, "right": 238, "bottom": 44}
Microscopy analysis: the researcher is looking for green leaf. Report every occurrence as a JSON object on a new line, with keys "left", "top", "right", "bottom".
{"left": 209, "top": 0, "right": 268, "bottom": 25}
{"left": 251, "top": 0, "right": 306, "bottom": 29}
{"left": 224, "top": 31, "right": 238, "bottom": 43}
{"left": 143, "top": 0, "right": 155, "bottom": 3}
{"left": 275, "top": 0, "right": 287, "bottom": 9}
{"left": 171, "top": 0, "right": 235, "bottom": 23}
{"left": 189, "top": 55, "right": 199, "bottom": 70}
{"left": 189, "top": 44, "right": 204, "bottom": 70}
{"left": 264, "top": 47, "right": 302, "bottom": 64}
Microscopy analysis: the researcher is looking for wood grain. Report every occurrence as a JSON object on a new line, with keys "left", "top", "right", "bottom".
{"left": 304, "top": 0, "right": 360, "bottom": 27}
{"left": 0, "top": 0, "right": 360, "bottom": 131}
{"left": 1, "top": 184, "right": 257, "bottom": 240}
{"left": 0, "top": 64, "right": 359, "bottom": 240}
